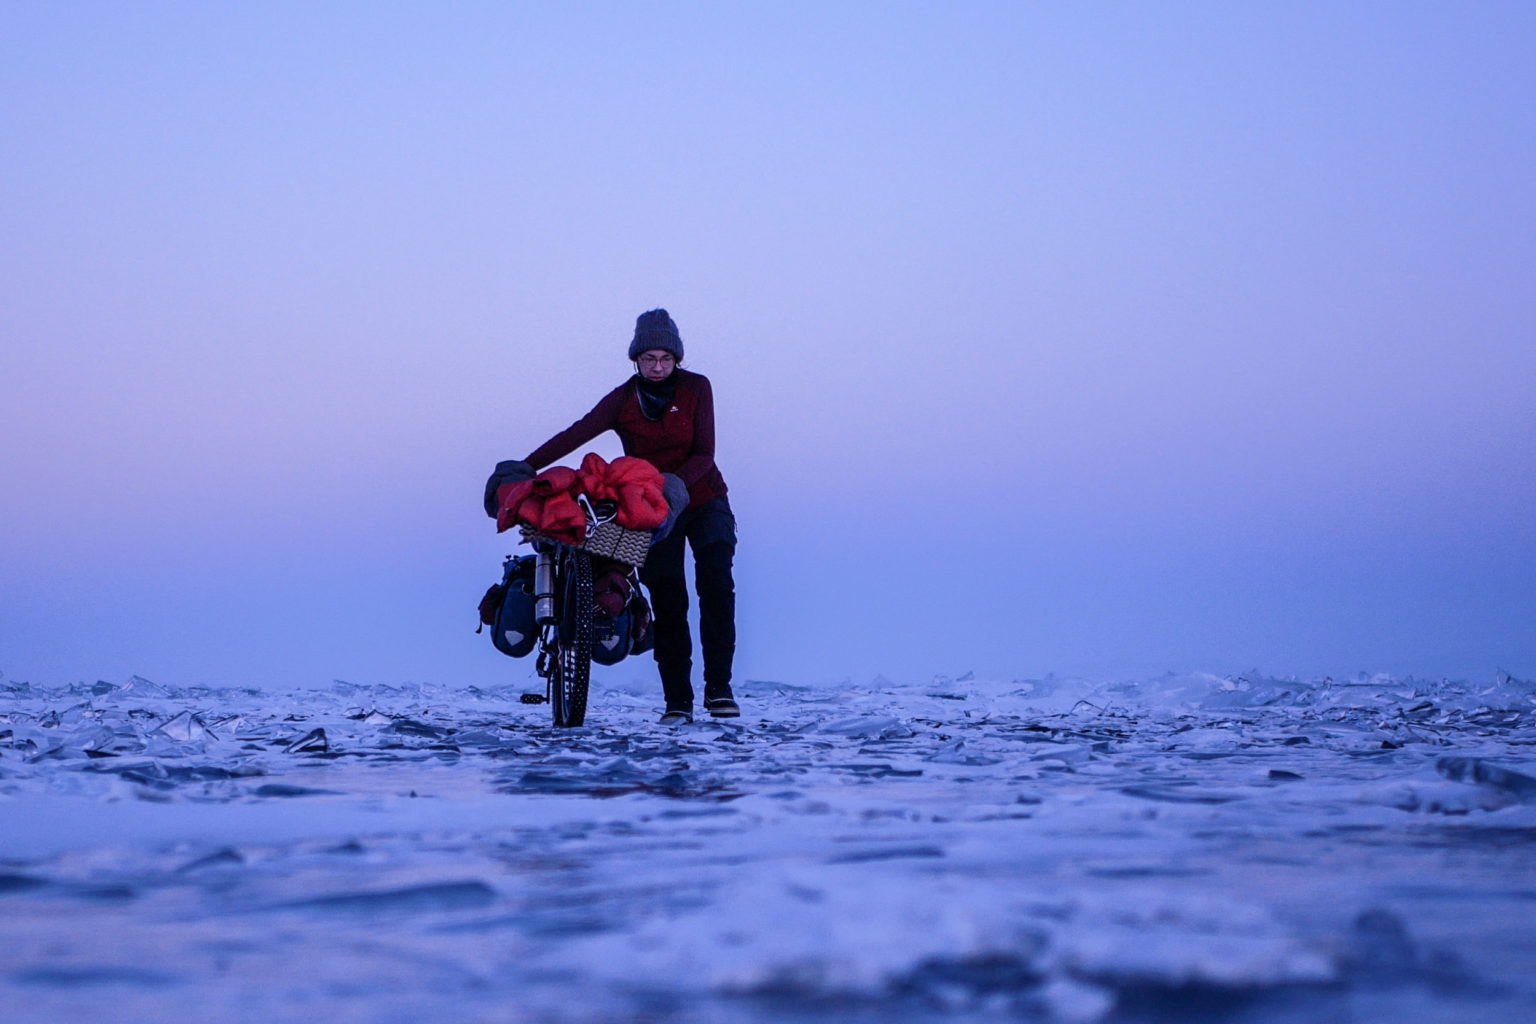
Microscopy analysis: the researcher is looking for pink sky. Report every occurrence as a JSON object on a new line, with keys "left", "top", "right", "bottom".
{"left": 3, "top": 2, "right": 1533, "bottom": 688}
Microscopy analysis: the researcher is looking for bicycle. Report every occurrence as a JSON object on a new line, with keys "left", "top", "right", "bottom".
{"left": 517, "top": 496, "right": 654, "bottom": 727}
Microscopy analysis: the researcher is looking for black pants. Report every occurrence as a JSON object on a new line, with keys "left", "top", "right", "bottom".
{"left": 639, "top": 497, "right": 736, "bottom": 711}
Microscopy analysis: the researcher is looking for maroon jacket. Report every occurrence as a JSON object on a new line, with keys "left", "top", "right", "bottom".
{"left": 525, "top": 369, "right": 728, "bottom": 510}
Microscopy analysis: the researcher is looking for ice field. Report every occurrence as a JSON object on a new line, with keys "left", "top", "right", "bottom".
{"left": 3, "top": 670, "right": 1535, "bottom": 1023}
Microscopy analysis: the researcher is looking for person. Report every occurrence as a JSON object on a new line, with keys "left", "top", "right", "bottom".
{"left": 515, "top": 309, "right": 738, "bottom": 725}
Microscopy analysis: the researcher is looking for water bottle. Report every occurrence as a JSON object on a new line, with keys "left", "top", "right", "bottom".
{"left": 534, "top": 550, "right": 557, "bottom": 624}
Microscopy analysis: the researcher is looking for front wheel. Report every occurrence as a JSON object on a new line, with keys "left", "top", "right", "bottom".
{"left": 548, "top": 548, "right": 593, "bottom": 727}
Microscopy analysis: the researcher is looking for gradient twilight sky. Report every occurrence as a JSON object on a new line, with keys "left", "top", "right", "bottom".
{"left": 3, "top": 2, "right": 1533, "bottom": 691}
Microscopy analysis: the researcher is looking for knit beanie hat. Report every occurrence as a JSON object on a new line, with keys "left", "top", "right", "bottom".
{"left": 628, "top": 308, "right": 684, "bottom": 362}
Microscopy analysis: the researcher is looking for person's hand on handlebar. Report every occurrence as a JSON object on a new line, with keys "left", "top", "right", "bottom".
{"left": 483, "top": 459, "right": 536, "bottom": 517}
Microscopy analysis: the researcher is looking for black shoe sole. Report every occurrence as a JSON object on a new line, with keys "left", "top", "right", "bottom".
{"left": 704, "top": 701, "right": 740, "bottom": 718}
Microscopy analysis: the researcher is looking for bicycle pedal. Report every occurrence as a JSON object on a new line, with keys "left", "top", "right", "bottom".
{"left": 520, "top": 693, "right": 547, "bottom": 704}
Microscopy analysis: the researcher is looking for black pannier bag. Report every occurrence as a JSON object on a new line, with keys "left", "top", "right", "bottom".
{"left": 629, "top": 589, "right": 653, "bottom": 655}
{"left": 481, "top": 555, "right": 537, "bottom": 658}
{"left": 589, "top": 563, "right": 633, "bottom": 666}
{"left": 592, "top": 586, "right": 653, "bottom": 664}
{"left": 591, "top": 604, "right": 632, "bottom": 665}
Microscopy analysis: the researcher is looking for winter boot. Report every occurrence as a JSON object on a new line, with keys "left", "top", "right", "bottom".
{"left": 703, "top": 684, "right": 740, "bottom": 718}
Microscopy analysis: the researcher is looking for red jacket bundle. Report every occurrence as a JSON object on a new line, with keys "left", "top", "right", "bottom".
{"left": 496, "top": 453, "right": 668, "bottom": 543}
{"left": 577, "top": 454, "right": 670, "bottom": 527}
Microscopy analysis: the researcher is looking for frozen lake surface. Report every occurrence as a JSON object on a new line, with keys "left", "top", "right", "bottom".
{"left": 3, "top": 670, "right": 1535, "bottom": 1023}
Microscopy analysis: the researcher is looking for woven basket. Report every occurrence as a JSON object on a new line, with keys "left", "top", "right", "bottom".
{"left": 580, "top": 520, "right": 654, "bottom": 565}
{"left": 520, "top": 520, "right": 654, "bottom": 567}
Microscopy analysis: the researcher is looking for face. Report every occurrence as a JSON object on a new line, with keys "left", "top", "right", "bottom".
{"left": 636, "top": 349, "right": 677, "bottom": 381}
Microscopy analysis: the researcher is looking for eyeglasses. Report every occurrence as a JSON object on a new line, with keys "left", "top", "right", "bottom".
{"left": 637, "top": 354, "right": 675, "bottom": 367}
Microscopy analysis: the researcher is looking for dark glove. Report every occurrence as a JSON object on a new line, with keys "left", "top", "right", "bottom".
{"left": 652, "top": 472, "right": 690, "bottom": 540}
{"left": 483, "top": 460, "right": 535, "bottom": 518}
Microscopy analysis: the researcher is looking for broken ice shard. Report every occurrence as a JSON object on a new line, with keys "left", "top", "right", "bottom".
{"left": 154, "top": 711, "right": 211, "bottom": 742}
{"left": 285, "top": 728, "right": 329, "bottom": 754}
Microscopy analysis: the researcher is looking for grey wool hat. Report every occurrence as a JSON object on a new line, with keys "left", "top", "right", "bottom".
{"left": 628, "top": 308, "right": 683, "bottom": 362}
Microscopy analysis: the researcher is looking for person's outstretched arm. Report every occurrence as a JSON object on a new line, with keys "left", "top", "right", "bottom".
{"left": 525, "top": 384, "right": 628, "bottom": 470}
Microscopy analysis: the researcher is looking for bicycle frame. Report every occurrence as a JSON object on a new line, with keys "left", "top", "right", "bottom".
{"left": 530, "top": 539, "right": 594, "bottom": 727}
{"left": 518, "top": 516, "right": 655, "bottom": 727}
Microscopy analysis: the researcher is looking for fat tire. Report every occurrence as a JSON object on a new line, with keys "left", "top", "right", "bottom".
{"left": 550, "top": 548, "right": 593, "bottom": 727}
